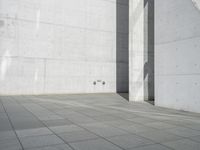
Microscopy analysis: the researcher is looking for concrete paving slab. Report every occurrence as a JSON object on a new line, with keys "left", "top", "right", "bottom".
{"left": 20, "top": 134, "right": 64, "bottom": 149}
{"left": 28, "top": 144, "right": 73, "bottom": 150}
{"left": 117, "top": 124, "right": 158, "bottom": 134}
{"left": 49, "top": 125, "right": 84, "bottom": 134}
{"left": 0, "top": 138, "right": 22, "bottom": 150}
{"left": 137, "top": 130, "right": 182, "bottom": 143}
{"left": 16, "top": 127, "right": 53, "bottom": 138}
{"left": 42, "top": 119, "right": 73, "bottom": 127}
{"left": 165, "top": 127, "right": 200, "bottom": 138}
{"left": 106, "top": 134, "right": 154, "bottom": 149}
{"left": 59, "top": 130, "right": 98, "bottom": 143}
{"left": 162, "top": 139, "right": 200, "bottom": 150}
{"left": 129, "top": 144, "right": 172, "bottom": 150}
{"left": 0, "top": 131, "right": 17, "bottom": 141}
{"left": 144, "top": 122, "right": 176, "bottom": 129}
{"left": 11, "top": 118, "right": 45, "bottom": 130}
{"left": 128, "top": 117, "right": 157, "bottom": 124}
{"left": 81, "top": 123, "right": 128, "bottom": 138}
{"left": 189, "top": 135, "right": 200, "bottom": 143}
{"left": 69, "top": 138, "right": 123, "bottom": 150}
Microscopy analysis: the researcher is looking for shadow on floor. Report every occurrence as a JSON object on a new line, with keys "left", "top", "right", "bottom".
{"left": 145, "top": 100, "right": 155, "bottom": 105}
{"left": 117, "top": 93, "right": 129, "bottom": 101}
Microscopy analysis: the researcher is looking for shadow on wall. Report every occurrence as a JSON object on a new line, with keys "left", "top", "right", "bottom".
{"left": 144, "top": 0, "right": 154, "bottom": 101}
{"left": 116, "top": 0, "right": 129, "bottom": 100}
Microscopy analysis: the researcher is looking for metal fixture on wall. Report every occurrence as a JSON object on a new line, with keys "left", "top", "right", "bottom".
{"left": 93, "top": 80, "right": 106, "bottom": 85}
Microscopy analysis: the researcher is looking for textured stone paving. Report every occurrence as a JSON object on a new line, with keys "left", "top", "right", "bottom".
{"left": 0, "top": 93, "right": 200, "bottom": 150}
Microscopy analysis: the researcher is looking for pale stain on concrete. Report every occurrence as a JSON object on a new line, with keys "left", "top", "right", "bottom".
{"left": 192, "top": 0, "right": 200, "bottom": 10}
{"left": 0, "top": 20, "right": 4, "bottom": 27}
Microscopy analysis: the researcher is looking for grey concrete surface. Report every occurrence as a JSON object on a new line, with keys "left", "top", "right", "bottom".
{"left": 155, "top": 0, "right": 200, "bottom": 113}
{"left": 1, "top": 93, "right": 200, "bottom": 150}
{"left": 0, "top": 0, "right": 129, "bottom": 95}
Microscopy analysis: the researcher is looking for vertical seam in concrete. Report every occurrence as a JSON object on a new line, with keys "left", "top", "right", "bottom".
{"left": 16, "top": 15, "right": 20, "bottom": 58}
{"left": 43, "top": 59, "right": 46, "bottom": 93}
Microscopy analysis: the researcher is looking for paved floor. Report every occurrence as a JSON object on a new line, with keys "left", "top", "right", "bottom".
{"left": 0, "top": 93, "right": 200, "bottom": 150}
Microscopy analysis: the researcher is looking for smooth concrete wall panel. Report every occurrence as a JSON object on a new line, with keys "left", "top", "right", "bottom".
{"left": 156, "top": 38, "right": 200, "bottom": 75}
{"left": 156, "top": 75, "right": 200, "bottom": 113}
{"left": 45, "top": 60, "right": 116, "bottom": 94}
{"left": 0, "top": 57, "right": 45, "bottom": 95}
{"left": 155, "top": 0, "right": 200, "bottom": 113}
{"left": 155, "top": 0, "right": 200, "bottom": 44}
{"left": 0, "top": 0, "right": 123, "bottom": 95}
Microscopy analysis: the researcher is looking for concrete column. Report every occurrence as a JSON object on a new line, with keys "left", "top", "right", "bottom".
{"left": 129, "top": 0, "right": 154, "bottom": 102}
{"left": 129, "top": 0, "right": 145, "bottom": 102}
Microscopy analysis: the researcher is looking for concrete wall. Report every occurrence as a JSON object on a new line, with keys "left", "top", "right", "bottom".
{"left": 155, "top": 0, "right": 200, "bottom": 113}
{"left": 129, "top": 0, "right": 154, "bottom": 102}
{"left": 0, "top": 0, "right": 124, "bottom": 95}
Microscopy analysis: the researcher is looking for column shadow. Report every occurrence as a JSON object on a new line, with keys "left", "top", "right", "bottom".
{"left": 116, "top": 0, "right": 129, "bottom": 100}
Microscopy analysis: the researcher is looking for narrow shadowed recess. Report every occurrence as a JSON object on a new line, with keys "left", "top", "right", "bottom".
{"left": 144, "top": 0, "right": 155, "bottom": 102}
{"left": 116, "top": 0, "right": 129, "bottom": 100}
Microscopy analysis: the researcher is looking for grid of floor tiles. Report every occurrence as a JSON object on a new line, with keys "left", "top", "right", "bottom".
{"left": 0, "top": 93, "right": 200, "bottom": 150}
